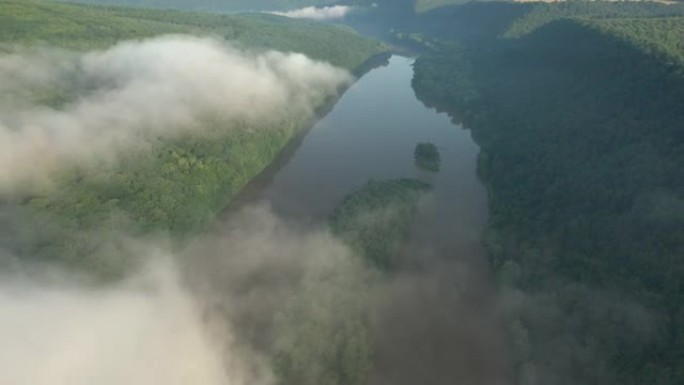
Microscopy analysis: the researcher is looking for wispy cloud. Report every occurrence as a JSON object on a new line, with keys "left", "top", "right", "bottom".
{"left": 0, "top": 35, "right": 351, "bottom": 194}
{"left": 271, "top": 5, "right": 353, "bottom": 21}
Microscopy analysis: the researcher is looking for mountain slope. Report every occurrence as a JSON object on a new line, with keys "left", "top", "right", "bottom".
{"left": 0, "top": 0, "right": 386, "bottom": 276}
{"left": 412, "top": 4, "right": 684, "bottom": 384}
{"left": 59, "top": 0, "right": 340, "bottom": 12}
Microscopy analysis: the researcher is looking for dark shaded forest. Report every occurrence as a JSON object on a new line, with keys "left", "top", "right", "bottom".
{"left": 414, "top": 143, "right": 441, "bottom": 172}
{"left": 58, "top": 0, "right": 339, "bottom": 12}
{"left": 3, "top": 1, "right": 684, "bottom": 384}
{"left": 411, "top": 2, "right": 684, "bottom": 384}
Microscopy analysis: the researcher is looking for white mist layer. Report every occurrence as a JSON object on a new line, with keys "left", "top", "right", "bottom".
{"left": 271, "top": 5, "right": 352, "bottom": 20}
{"left": 0, "top": 35, "right": 351, "bottom": 194}
{"left": 0, "top": 259, "right": 235, "bottom": 385}
{"left": 0, "top": 205, "right": 376, "bottom": 385}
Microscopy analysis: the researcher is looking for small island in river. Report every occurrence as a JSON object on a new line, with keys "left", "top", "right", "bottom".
{"left": 414, "top": 142, "right": 441, "bottom": 172}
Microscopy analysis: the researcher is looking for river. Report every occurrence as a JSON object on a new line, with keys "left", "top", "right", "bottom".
{"left": 220, "top": 55, "right": 511, "bottom": 385}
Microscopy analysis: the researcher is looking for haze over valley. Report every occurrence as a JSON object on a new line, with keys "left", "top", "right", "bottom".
{"left": 1, "top": 1, "right": 684, "bottom": 385}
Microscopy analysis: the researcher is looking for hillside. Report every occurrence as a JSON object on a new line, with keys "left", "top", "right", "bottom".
{"left": 330, "top": 179, "right": 432, "bottom": 270}
{"left": 0, "top": 0, "right": 386, "bottom": 276}
{"left": 0, "top": 0, "right": 383, "bottom": 69}
{"left": 412, "top": 3, "right": 684, "bottom": 384}
{"left": 504, "top": 1, "right": 684, "bottom": 37}
{"left": 59, "top": 0, "right": 340, "bottom": 12}
{"left": 415, "top": 0, "right": 468, "bottom": 13}
{"left": 412, "top": 1, "right": 684, "bottom": 43}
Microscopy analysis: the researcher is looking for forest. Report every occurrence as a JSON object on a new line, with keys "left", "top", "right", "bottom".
{"left": 0, "top": 0, "right": 386, "bottom": 277}
{"left": 271, "top": 177, "right": 433, "bottom": 384}
{"left": 3, "top": 0, "right": 684, "bottom": 384}
{"left": 414, "top": 143, "right": 441, "bottom": 172}
{"left": 0, "top": 0, "right": 382, "bottom": 68}
{"left": 57, "top": 0, "right": 341, "bottom": 12}
{"left": 330, "top": 178, "right": 432, "bottom": 270}
{"left": 0, "top": 3, "right": 396, "bottom": 383}
{"left": 412, "top": 2, "right": 684, "bottom": 384}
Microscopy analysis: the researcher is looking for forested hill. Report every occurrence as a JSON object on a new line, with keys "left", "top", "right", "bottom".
{"left": 59, "top": 0, "right": 434, "bottom": 13}
{"left": 588, "top": 16, "right": 684, "bottom": 65}
{"left": 0, "top": 0, "right": 383, "bottom": 69}
{"left": 0, "top": 0, "right": 386, "bottom": 277}
{"left": 58, "top": 0, "right": 340, "bottom": 12}
{"left": 413, "top": 1, "right": 684, "bottom": 43}
{"left": 503, "top": 1, "right": 684, "bottom": 38}
{"left": 411, "top": 3, "right": 684, "bottom": 384}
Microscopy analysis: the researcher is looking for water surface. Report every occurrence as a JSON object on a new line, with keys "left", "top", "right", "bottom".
{"left": 232, "top": 55, "right": 510, "bottom": 385}
{"left": 262, "top": 56, "right": 486, "bottom": 225}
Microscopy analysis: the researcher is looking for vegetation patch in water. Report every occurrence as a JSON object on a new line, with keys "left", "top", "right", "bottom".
{"left": 414, "top": 142, "right": 441, "bottom": 172}
{"left": 330, "top": 178, "right": 432, "bottom": 271}
{"left": 0, "top": 0, "right": 386, "bottom": 278}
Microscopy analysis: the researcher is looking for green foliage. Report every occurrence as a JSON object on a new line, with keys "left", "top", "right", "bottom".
{"left": 0, "top": 5, "right": 388, "bottom": 383}
{"left": 273, "top": 265, "right": 373, "bottom": 385}
{"left": 415, "top": 2, "right": 534, "bottom": 44}
{"left": 415, "top": 0, "right": 468, "bottom": 13}
{"left": 59, "top": 0, "right": 340, "bottom": 12}
{"left": 17, "top": 120, "right": 302, "bottom": 276}
{"left": 329, "top": 179, "right": 432, "bottom": 270}
{"left": 414, "top": 142, "right": 441, "bottom": 172}
{"left": 0, "top": 0, "right": 386, "bottom": 277}
{"left": 0, "top": 6, "right": 387, "bottom": 383}
{"left": 588, "top": 16, "right": 684, "bottom": 66}
{"left": 0, "top": 0, "right": 385, "bottom": 69}
{"left": 273, "top": 177, "right": 434, "bottom": 385}
{"left": 414, "top": 1, "right": 684, "bottom": 45}
{"left": 413, "top": 9, "right": 684, "bottom": 385}
{"left": 270, "top": 178, "right": 433, "bottom": 385}
{"left": 504, "top": 1, "right": 684, "bottom": 38}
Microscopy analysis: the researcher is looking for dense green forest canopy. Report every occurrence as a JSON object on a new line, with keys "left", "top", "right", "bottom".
{"left": 0, "top": 0, "right": 383, "bottom": 68}
{"left": 503, "top": 1, "right": 684, "bottom": 38}
{"left": 0, "top": 4, "right": 391, "bottom": 384}
{"left": 58, "top": 0, "right": 436, "bottom": 13}
{"left": 411, "top": 2, "right": 684, "bottom": 384}
{"left": 59, "top": 0, "right": 340, "bottom": 12}
{"left": 587, "top": 16, "right": 684, "bottom": 65}
{"left": 4, "top": 0, "right": 684, "bottom": 383}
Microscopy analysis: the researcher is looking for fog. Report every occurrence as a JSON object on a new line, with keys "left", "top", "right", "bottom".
{"left": 0, "top": 35, "right": 351, "bottom": 194}
{"left": 271, "top": 5, "right": 353, "bottom": 20}
{"left": 0, "top": 35, "right": 365, "bottom": 384}
{"left": 0, "top": 204, "right": 380, "bottom": 385}
{"left": 0, "top": 259, "right": 230, "bottom": 385}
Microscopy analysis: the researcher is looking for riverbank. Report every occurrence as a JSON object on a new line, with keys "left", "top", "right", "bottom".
{"left": 212, "top": 55, "right": 512, "bottom": 385}
{"left": 410, "top": 4, "right": 684, "bottom": 383}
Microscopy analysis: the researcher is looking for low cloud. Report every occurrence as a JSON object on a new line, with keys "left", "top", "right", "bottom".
{"left": 0, "top": 204, "right": 375, "bottom": 385}
{"left": 184, "top": 204, "right": 375, "bottom": 385}
{"left": 0, "top": 35, "right": 351, "bottom": 194}
{"left": 0, "top": 258, "right": 231, "bottom": 385}
{"left": 271, "top": 5, "right": 353, "bottom": 20}
{"left": 0, "top": 195, "right": 519, "bottom": 385}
